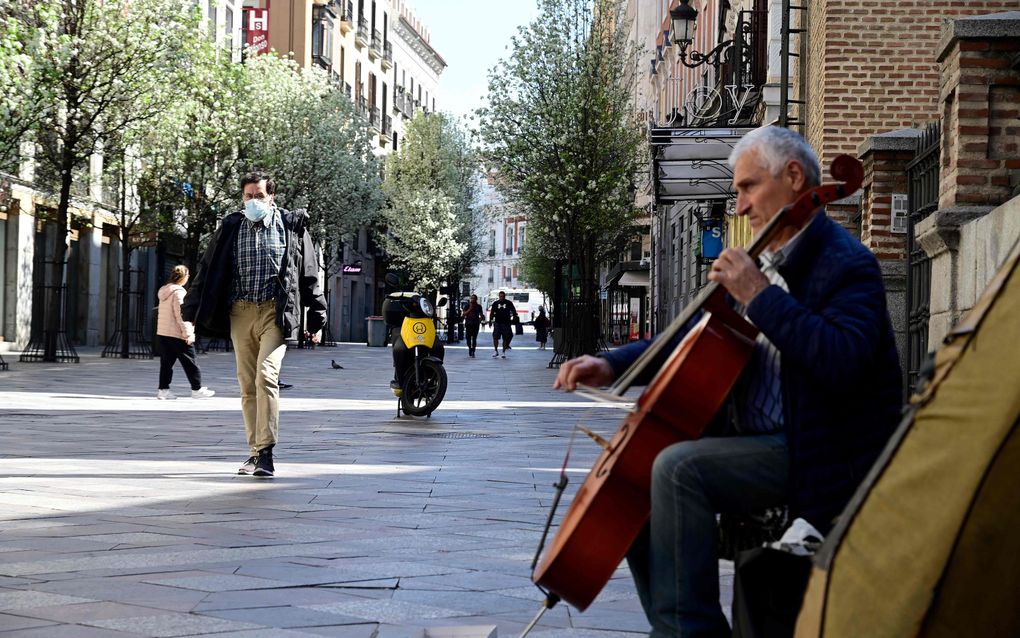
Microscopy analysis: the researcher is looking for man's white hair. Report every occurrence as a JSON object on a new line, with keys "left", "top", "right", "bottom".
{"left": 728, "top": 126, "right": 822, "bottom": 187}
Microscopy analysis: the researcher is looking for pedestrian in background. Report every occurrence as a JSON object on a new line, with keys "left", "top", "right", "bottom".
{"left": 463, "top": 294, "right": 484, "bottom": 357}
{"left": 533, "top": 306, "right": 550, "bottom": 350}
{"left": 156, "top": 265, "right": 215, "bottom": 400}
{"left": 182, "top": 170, "right": 327, "bottom": 478}
{"left": 488, "top": 290, "right": 517, "bottom": 358}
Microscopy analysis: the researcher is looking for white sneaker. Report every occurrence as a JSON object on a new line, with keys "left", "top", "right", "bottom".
{"left": 491, "top": 351, "right": 500, "bottom": 358}
{"left": 156, "top": 389, "right": 177, "bottom": 400}
{"left": 501, "top": 352, "right": 507, "bottom": 359}
{"left": 191, "top": 387, "right": 215, "bottom": 398}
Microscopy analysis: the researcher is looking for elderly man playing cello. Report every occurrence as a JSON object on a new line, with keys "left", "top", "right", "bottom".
{"left": 554, "top": 126, "right": 902, "bottom": 637}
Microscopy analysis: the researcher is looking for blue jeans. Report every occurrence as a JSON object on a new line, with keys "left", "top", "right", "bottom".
{"left": 627, "top": 433, "right": 788, "bottom": 637}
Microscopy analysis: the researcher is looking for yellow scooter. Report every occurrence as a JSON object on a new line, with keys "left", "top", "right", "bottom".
{"left": 382, "top": 291, "right": 448, "bottom": 417}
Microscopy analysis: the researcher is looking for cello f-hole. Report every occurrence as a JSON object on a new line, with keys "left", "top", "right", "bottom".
{"left": 595, "top": 423, "right": 628, "bottom": 478}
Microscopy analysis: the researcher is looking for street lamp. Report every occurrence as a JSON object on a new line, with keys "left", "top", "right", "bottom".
{"left": 670, "top": 0, "right": 733, "bottom": 69}
{"left": 670, "top": 0, "right": 698, "bottom": 46}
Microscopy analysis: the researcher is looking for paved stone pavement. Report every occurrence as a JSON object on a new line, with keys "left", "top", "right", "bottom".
{"left": 0, "top": 336, "right": 733, "bottom": 637}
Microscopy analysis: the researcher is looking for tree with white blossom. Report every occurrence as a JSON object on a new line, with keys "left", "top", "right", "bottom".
{"left": 381, "top": 112, "right": 478, "bottom": 294}
{"left": 135, "top": 41, "right": 251, "bottom": 270}
{"left": 477, "top": 0, "right": 645, "bottom": 359}
{"left": 242, "top": 52, "right": 384, "bottom": 284}
{"left": 0, "top": 1, "right": 56, "bottom": 171}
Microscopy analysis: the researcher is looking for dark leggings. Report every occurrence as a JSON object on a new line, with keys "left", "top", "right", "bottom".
{"left": 158, "top": 336, "right": 203, "bottom": 390}
{"left": 466, "top": 323, "right": 480, "bottom": 352}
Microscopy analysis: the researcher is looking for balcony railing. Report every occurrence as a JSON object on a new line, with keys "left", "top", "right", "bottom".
{"left": 370, "top": 29, "right": 382, "bottom": 58}
{"left": 370, "top": 107, "right": 381, "bottom": 130}
{"left": 339, "top": 0, "right": 354, "bottom": 33}
{"left": 382, "top": 114, "right": 392, "bottom": 136}
{"left": 355, "top": 18, "right": 369, "bottom": 48}
{"left": 382, "top": 41, "right": 393, "bottom": 67}
{"left": 357, "top": 95, "right": 368, "bottom": 117}
{"left": 343, "top": 82, "right": 352, "bottom": 98}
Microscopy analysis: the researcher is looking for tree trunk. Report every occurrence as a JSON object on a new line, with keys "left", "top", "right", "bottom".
{"left": 44, "top": 148, "right": 76, "bottom": 361}
{"left": 120, "top": 234, "right": 132, "bottom": 358}
{"left": 119, "top": 166, "right": 133, "bottom": 358}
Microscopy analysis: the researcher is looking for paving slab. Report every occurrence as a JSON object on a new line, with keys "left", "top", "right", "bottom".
{"left": 0, "top": 341, "right": 737, "bottom": 635}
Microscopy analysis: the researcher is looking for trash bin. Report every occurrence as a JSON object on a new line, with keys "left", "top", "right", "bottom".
{"left": 366, "top": 316, "right": 388, "bottom": 347}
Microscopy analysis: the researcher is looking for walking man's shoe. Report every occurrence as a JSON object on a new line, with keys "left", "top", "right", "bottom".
{"left": 491, "top": 351, "right": 500, "bottom": 358}
{"left": 157, "top": 389, "right": 177, "bottom": 400}
{"left": 253, "top": 447, "right": 275, "bottom": 477}
{"left": 237, "top": 456, "right": 257, "bottom": 475}
{"left": 192, "top": 387, "right": 215, "bottom": 398}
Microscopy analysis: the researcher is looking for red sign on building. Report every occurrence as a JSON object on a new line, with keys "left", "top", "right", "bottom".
{"left": 244, "top": 7, "right": 270, "bottom": 56}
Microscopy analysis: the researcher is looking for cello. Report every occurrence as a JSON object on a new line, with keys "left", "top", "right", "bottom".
{"left": 529, "top": 155, "right": 865, "bottom": 615}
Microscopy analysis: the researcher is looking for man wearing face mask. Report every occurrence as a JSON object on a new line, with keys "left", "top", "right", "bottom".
{"left": 183, "top": 171, "right": 327, "bottom": 478}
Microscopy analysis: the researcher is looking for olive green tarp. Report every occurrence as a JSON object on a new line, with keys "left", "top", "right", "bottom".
{"left": 795, "top": 236, "right": 1020, "bottom": 638}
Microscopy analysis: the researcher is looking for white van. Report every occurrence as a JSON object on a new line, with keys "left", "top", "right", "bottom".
{"left": 484, "top": 288, "right": 548, "bottom": 325}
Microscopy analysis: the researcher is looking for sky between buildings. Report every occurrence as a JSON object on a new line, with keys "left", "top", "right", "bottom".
{"left": 408, "top": 0, "right": 541, "bottom": 123}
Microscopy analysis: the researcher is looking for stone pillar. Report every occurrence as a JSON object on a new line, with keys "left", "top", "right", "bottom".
{"left": 857, "top": 129, "right": 921, "bottom": 375}
{"left": 916, "top": 207, "right": 991, "bottom": 350}
{"left": 922, "top": 11, "right": 1020, "bottom": 347}
{"left": 858, "top": 129, "right": 921, "bottom": 260}
{"left": 89, "top": 148, "right": 104, "bottom": 205}
{"left": 937, "top": 12, "right": 1020, "bottom": 210}
{"left": 86, "top": 221, "right": 104, "bottom": 346}
{"left": 5, "top": 195, "right": 35, "bottom": 347}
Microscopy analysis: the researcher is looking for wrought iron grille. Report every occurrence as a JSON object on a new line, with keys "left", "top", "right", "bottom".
{"left": 904, "top": 121, "right": 941, "bottom": 395}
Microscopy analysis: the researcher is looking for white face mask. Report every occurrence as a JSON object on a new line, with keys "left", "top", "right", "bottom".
{"left": 244, "top": 198, "right": 271, "bottom": 222}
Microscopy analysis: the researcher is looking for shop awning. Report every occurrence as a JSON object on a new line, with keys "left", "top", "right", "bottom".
{"left": 651, "top": 127, "right": 753, "bottom": 202}
{"left": 619, "top": 271, "right": 650, "bottom": 287}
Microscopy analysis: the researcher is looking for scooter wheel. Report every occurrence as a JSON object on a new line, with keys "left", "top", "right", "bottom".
{"left": 400, "top": 359, "right": 448, "bottom": 417}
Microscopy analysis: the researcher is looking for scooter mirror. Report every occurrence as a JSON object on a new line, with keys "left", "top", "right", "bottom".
{"left": 384, "top": 272, "right": 401, "bottom": 288}
{"left": 437, "top": 297, "right": 449, "bottom": 307}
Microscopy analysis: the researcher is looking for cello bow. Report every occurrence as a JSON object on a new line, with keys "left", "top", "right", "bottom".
{"left": 530, "top": 155, "right": 864, "bottom": 614}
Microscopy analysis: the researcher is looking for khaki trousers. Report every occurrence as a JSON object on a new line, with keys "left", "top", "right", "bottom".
{"left": 230, "top": 300, "right": 286, "bottom": 455}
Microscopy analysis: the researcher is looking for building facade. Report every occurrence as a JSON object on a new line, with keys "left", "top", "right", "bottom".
{"left": 628, "top": 0, "right": 1019, "bottom": 397}
{"left": 466, "top": 175, "right": 529, "bottom": 306}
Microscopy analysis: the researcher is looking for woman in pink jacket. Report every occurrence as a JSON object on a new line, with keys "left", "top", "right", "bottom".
{"left": 156, "top": 265, "right": 214, "bottom": 400}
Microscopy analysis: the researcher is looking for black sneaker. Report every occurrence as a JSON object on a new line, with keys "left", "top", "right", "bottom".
{"left": 253, "top": 447, "right": 275, "bottom": 477}
{"left": 237, "top": 456, "right": 257, "bottom": 475}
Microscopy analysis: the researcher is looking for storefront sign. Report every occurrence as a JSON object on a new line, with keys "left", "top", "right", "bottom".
{"left": 342, "top": 263, "right": 362, "bottom": 274}
{"left": 700, "top": 218, "right": 724, "bottom": 261}
{"left": 244, "top": 8, "right": 270, "bottom": 56}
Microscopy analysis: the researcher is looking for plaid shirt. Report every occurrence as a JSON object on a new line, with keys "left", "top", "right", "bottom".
{"left": 231, "top": 207, "right": 286, "bottom": 303}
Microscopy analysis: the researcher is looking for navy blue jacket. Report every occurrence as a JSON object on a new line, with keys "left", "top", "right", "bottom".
{"left": 182, "top": 209, "right": 327, "bottom": 341}
{"left": 602, "top": 211, "right": 902, "bottom": 532}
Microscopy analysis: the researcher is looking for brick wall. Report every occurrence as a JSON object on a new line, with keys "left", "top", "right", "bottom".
{"left": 802, "top": 1, "right": 1020, "bottom": 217}
{"left": 938, "top": 34, "right": 1020, "bottom": 208}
